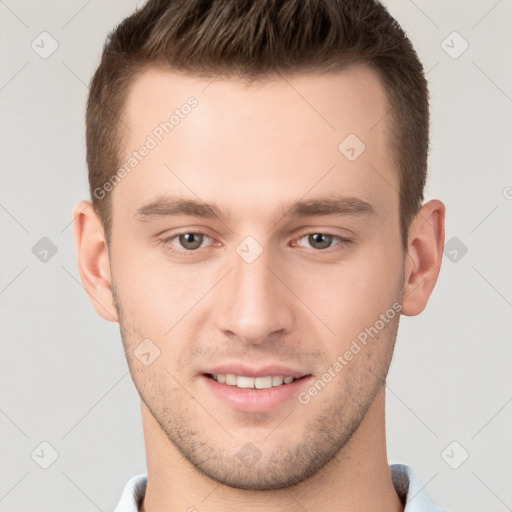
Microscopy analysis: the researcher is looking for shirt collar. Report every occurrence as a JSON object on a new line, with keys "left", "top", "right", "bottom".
{"left": 390, "top": 464, "right": 447, "bottom": 511}
{"left": 113, "top": 465, "right": 446, "bottom": 512}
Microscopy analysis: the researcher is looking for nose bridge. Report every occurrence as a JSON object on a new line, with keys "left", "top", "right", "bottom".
{"left": 215, "top": 237, "right": 292, "bottom": 344}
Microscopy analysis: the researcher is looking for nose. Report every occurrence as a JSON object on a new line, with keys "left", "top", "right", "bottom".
{"left": 215, "top": 241, "right": 294, "bottom": 346}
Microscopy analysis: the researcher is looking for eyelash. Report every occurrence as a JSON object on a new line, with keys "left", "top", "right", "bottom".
{"left": 160, "top": 231, "right": 352, "bottom": 256}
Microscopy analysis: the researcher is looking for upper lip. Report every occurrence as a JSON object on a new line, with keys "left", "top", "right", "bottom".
{"left": 202, "top": 363, "right": 310, "bottom": 379}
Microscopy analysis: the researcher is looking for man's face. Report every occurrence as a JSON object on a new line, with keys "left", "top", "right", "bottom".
{"left": 108, "top": 64, "right": 405, "bottom": 489}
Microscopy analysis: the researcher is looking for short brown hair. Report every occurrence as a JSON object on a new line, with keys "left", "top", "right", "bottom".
{"left": 86, "top": 0, "right": 429, "bottom": 249}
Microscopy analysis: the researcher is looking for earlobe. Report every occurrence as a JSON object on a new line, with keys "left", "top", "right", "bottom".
{"left": 401, "top": 200, "right": 445, "bottom": 316}
{"left": 72, "top": 200, "right": 119, "bottom": 322}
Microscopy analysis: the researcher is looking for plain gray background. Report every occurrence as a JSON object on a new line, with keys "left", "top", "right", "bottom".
{"left": 1, "top": 1, "right": 511, "bottom": 511}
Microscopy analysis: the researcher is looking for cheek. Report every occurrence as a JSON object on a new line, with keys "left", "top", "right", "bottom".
{"left": 111, "top": 243, "right": 215, "bottom": 337}
{"left": 112, "top": 225, "right": 402, "bottom": 344}
{"left": 289, "top": 244, "right": 402, "bottom": 343}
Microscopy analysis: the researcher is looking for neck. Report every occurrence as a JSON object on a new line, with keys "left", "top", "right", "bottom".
{"left": 139, "top": 387, "right": 402, "bottom": 512}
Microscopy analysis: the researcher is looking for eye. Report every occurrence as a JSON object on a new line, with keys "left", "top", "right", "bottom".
{"left": 294, "top": 232, "right": 351, "bottom": 251}
{"left": 160, "top": 230, "right": 352, "bottom": 256}
{"left": 163, "top": 232, "right": 213, "bottom": 253}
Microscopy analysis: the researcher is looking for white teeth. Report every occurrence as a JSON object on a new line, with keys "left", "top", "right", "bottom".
{"left": 211, "top": 374, "right": 298, "bottom": 389}
{"left": 237, "top": 376, "right": 255, "bottom": 388}
{"left": 225, "top": 373, "right": 237, "bottom": 385}
{"left": 255, "top": 376, "right": 272, "bottom": 389}
{"left": 272, "top": 376, "right": 284, "bottom": 386}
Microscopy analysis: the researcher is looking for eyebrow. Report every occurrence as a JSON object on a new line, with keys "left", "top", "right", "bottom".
{"left": 134, "top": 194, "right": 375, "bottom": 222}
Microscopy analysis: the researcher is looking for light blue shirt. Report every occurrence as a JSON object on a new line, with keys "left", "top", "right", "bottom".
{"left": 113, "top": 464, "right": 446, "bottom": 511}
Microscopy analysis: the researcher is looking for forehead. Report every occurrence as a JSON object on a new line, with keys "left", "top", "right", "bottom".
{"left": 123, "top": 64, "right": 390, "bottom": 138}
{"left": 113, "top": 64, "right": 397, "bottom": 222}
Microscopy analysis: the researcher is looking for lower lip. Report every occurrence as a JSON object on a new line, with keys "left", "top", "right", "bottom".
{"left": 200, "top": 374, "right": 312, "bottom": 413}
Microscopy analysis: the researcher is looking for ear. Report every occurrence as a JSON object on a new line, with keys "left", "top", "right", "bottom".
{"left": 72, "top": 200, "right": 119, "bottom": 322}
{"left": 401, "top": 199, "right": 445, "bottom": 316}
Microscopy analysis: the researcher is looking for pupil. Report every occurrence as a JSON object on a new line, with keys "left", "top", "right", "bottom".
{"left": 310, "top": 233, "right": 331, "bottom": 249}
{"left": 180, "top": 233, "right": 202, "bottom": 249}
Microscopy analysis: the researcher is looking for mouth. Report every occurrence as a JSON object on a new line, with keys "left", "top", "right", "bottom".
{"left": 204, "top": 373, "right": 309, "bottom": 389}
{"left": 200, "top": 372, "right": 313, "bottom": 413}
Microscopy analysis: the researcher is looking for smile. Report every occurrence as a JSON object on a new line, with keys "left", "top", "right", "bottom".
{"left": 208, "top": 373, "right": 298, "bottom": 389}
